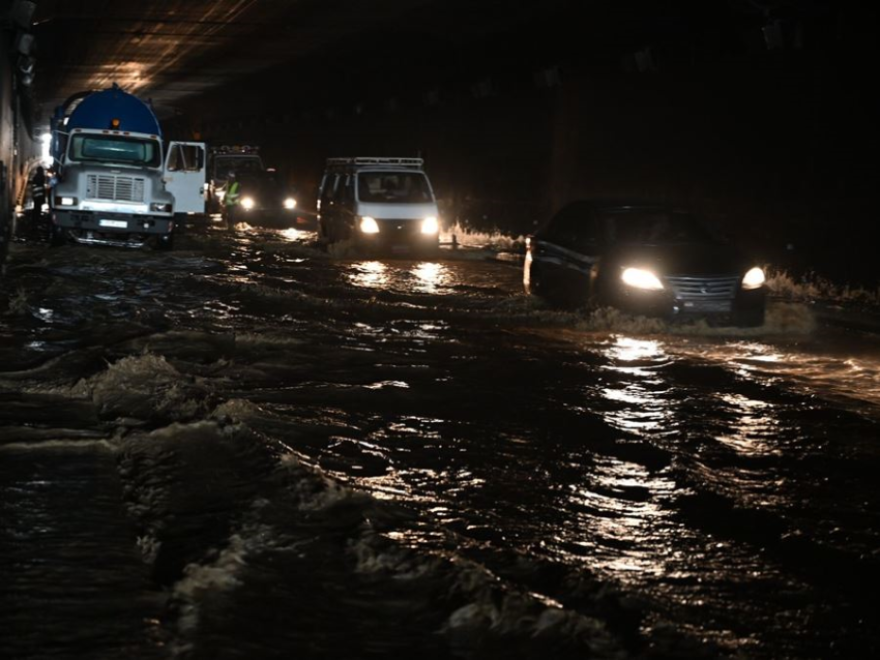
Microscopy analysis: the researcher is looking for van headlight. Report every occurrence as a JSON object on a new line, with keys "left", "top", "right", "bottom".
{"left": 241, "top": 197, "right": 255, "bottom": 211}
{"left": 150, "top": 202, "right": 172, "bottom": 212}
{"left": 360, "top": 216, "right": 380, "bottom": 234}
{"left": 284, "top": 197, "right": 297, "bottom": 210}
{"left": 55, "top": 196, "right": 78, "bottom": 206}
{"left": 742, "top": 267, "right": 766, "bottom": 290}
{"left": 621, "top": 267, "right": 664, "bottom": 291}
{"left": 421, "top": 216, "right": 439, "bottom": 235}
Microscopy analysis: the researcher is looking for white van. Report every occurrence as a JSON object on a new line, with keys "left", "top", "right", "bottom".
{"left": 317, "top": 157, "right": 440, "bottom": 254}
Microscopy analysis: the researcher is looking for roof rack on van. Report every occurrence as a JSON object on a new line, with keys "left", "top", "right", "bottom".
{"left": 212, "top": 145, "right": 260, "bottom": 154}
{"left": 326, "top": 157, "right": 424, "bottom": 168}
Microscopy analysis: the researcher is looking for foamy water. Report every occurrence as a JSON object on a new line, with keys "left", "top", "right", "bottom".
{"left": 2, "top": 222, "right": 878, "bottom": 659}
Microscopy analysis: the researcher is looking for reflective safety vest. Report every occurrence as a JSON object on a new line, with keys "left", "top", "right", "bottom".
{"left": 225, "top": 181, "right": 241, "bottom": 207}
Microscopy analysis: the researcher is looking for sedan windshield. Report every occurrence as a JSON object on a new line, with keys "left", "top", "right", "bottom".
{"left": 69, "top": 135, "right": 161, "bottom": 167}
{"left": 604, "top": 209, "right": 714, "bottom": 244}
{"left": 357, "top": 172, "right": 433, "bottom": 203}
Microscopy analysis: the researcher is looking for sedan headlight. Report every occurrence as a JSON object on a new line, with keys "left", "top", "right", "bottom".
{"left": 421, "top": 216, "right": 439, "bottom": 235}
{"left": 621, "top": 267, "right": 664, "bottom": 291}
{"left": 241, "top": 197, "right": 255, "bottom": 211}
{"left": 742, "top": 266, "right": 766, "bottom": 290}
{"left": 360, "top": 216, "right": 380, "bottom": 234}
{"left": 283, "top": 197, "right": 297, "bottom": 210}
{"left": 150, "top": 202, "right": 172, "bottom": 213}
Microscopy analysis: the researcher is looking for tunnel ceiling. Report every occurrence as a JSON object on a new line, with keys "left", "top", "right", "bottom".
{"left": 32, "top": 0, "right": 577, "bottom": 120}
{"left": 31, "top": 0, "right": 837, "bottom": 125}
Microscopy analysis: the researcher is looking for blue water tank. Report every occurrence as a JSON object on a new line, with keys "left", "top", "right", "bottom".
{"left": 66, "top": 84, "right": 162, "bottom": 136}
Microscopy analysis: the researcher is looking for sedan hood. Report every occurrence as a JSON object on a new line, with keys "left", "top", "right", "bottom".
{"left": 608, "top": 242, "right": 752, "bottom": 276}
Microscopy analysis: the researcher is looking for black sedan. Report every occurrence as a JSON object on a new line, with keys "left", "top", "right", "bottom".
{"left": 524, "top": 200, "right": 767, "bottom": 327}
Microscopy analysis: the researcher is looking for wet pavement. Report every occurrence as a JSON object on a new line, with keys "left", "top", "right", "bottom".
{"left": 1, "top": 219, "right": 879, "bottom": 659}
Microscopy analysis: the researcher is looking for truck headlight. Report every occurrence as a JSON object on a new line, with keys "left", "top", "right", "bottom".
{"left": 241, "top": 197, "right": 255, "bottom": 211}
{"left": 284, "top": 197, "right": 297, "bottom": 210}
{"left": 742, "top": 267, "right": 766, "bottom": 290}
{"left": 55, "top": 196, "right": 77, "bottom": 206}
{"left": 621, "top": 267, "right": 664, "bottom": 291}
{"left": 421, "top": 216, "right": 439, "bottom": 235}
{"left": 150, "top": 202, "right": 172, "bottom": 212}
{"left": 360, "top": 216, "right": 380, "bottom": 234}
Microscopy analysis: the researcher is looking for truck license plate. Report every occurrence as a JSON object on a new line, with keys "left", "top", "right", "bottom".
{"left": 99, "top": 219, "right": 128, "bottom": 229}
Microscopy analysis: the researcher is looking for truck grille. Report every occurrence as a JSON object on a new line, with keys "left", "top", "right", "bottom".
{"left": 667, "top": 276, "right": 740, "bottom": 312}
{"left": 86, "top": 174, "right": 146, "bottom": 203}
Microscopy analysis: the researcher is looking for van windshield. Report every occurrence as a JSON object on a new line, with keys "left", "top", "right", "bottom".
{"left": 69, "top": 135, "right": 162, "bottom": 167}
{"left": 357, "top": 172, "right": 433, "bottom": 203}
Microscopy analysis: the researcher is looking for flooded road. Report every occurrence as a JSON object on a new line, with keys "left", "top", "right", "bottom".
{"left": 1, "top": 221, "right": 878, "bottom": 659}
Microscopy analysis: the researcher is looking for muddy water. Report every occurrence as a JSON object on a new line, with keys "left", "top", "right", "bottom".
{"left": 1, "top": 222, "right": 878, "bottom": 659}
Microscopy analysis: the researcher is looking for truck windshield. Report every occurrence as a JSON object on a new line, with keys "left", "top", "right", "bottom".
{"left": 214, "top": 156, "right": 264, "bottom": 178}
{"left": 357, "top": 172, "right": 433, "bottom": 203}
{"left": 69, "top": 135, "right": 161, "bottom": 167}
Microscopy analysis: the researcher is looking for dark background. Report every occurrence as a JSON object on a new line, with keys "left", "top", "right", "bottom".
{"left": 33, "top": 0, "right": 879, "bottom": 285}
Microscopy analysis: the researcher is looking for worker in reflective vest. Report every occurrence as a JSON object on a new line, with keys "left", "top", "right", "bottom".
{"left": 223, "top": 171, "right": 240, "bottom": 228}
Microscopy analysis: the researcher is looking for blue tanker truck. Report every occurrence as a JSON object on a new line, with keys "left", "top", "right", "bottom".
{"left": 49, "top": 83, "right": 206, "bottom": 249}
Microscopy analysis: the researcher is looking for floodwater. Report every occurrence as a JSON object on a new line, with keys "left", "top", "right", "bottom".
{"left": 1, "top": 219, "right": 878, "bottom": 659}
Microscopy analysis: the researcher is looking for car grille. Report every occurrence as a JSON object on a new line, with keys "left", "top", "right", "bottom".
{"left": 377, "top": 218, "right": 422, "bottom": 237}
{"left": 86, "top": 174, "right": 146, "bottom": 202}
{"left": 666, "top": 275, "right": 740, "bottom": 311}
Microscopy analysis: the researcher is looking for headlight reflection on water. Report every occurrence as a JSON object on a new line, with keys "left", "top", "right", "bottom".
{"left": 599, "top": 336, "right": 676, "bottom": 437}
{"left": 605, "top": 336, "right": 667, "bottom": 366}
{"left": 560, "top": 457, "right": 678, "bottom": 580}
{"left": 411, "top": 262, "right": 450, "bottom": 294}
{"left": 348, "top": 261, "right": 389, "bottom": 289}
{"left": 715, "top": 393, "right": 781, "bottom": 456}
{"left": 561, "top": 337, "right": 704, "bottom": 583}
{"left": 35, "top": 308, "right": 55, "bottom": 322}
{"left": 279, "top": 228, "right": 305, "bottom": 242}
{"left": 347, "top": 261, "right": 452, "bottom": 294}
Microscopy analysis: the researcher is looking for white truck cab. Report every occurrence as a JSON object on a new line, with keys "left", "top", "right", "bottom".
{"left": 49, "top": 85, "right": 206, "bottom": 249}
{"left": 317, "top": 157, "right": 440, "bottom": 254}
